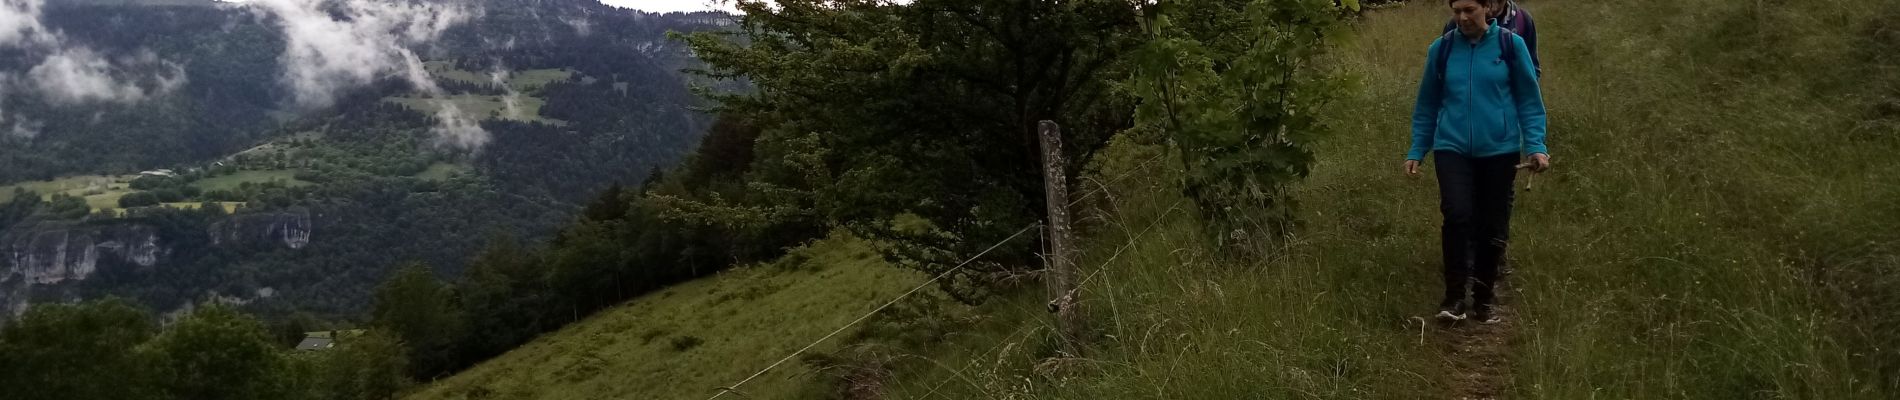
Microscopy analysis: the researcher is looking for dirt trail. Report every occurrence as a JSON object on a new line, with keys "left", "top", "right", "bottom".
{"left": 1437, "top": 281, "right": 1517, "bottom": 399}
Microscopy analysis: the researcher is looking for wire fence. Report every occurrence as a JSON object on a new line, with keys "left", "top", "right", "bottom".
{"left": 706, "top": 148, "right": 1175, "bottom": 399}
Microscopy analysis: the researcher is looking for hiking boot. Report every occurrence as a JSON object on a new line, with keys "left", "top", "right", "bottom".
{"left": 1435, "top": 299, "right": 1468, "bottom": 322}
{"left": 1473, "top": 303, "right": 1502, "bottom": 325}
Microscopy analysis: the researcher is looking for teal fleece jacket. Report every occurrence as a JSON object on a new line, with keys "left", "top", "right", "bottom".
{"left": 1407, "top": 23, "right": 1548, "bottom": 161}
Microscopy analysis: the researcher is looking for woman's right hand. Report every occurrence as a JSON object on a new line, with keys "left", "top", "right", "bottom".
{"left": 1404, "top": 159, "right": 1422, "bottom": 177}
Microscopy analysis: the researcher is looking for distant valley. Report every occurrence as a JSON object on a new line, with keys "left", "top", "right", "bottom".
{"left": 0, "top": 0, "right": 729, "bottom": 322}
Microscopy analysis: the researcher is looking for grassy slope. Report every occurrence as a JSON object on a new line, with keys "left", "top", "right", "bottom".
{"left": 407, "top": 1, "right": 1897, "bottom": 398}
{"left": 384, "top": 95, "right": 557, "bottom": 124}
{"left": 885, "top": 0, "right": 1898, "bottom": 398}
{"left": 157, "top": 202, "right": 245, "bottom": 213}
{"left": 1, "top": 170, "right": 301, "bottom": 214}
{"left": 192, "top": 170, "right": 311, "bottom": 191}
{"left": 424, "top": 61, "right": 574, "bottom": 91}
{"left": 0, "top": 174, "right": 138, "bottom": 213}
{"left": 0, "top": 175, "right": 127, "bottom": 200}
{"left": 414, "top": 163, "right": 470, "bottom": 181}
{"left": 404, "top": 235, "right": 927, "bottom": 400}
{"left": 404, "top": 62, "right": 571, "bottom": 124}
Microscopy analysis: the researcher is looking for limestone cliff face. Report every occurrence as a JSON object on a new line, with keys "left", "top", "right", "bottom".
{"left": 0, "top": 208, "right": 316, "bottom": 319}
{"left": 210, "top": 208, "right": 314, "bottom": 249}
{"left": 1, "top": 222, "right": 165, "bottom": 285}
{"left": 0, "top": 221, "right": 169, "bottom": 320}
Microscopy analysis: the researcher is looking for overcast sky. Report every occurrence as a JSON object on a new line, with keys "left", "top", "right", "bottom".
{"left": 601, "top": 0, "right": 739, "bottom": 13}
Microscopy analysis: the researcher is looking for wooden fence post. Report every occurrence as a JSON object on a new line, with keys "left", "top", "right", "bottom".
{"left": 1038, "top": 120, "right": 1085, "bottom": 354}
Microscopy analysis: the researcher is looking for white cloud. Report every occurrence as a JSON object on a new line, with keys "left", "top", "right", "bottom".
{"left": 9, "top": 117, "right": 42, "bottom": 139}
{"left": 244, "top": 0, "right": 491, "bottom": 151}
{"left": 489, "top": 69, "right": 523, "bottom": 120}
{"left": 561, "top": 14, "right": 592, "bottom": 36}
{"left": 430, "top": 102, "right": 486, "bottom": 150}
{"left": 0, "top": 0, "right": 50, "bottom": 47}
{"left": 244, "top": 0, "right": 473, "bottom": 108}
{"left": 29, "top": 48, "right": 140, "bottom": 103}
{"left": 0, "top": 0, "right": 183, "bottom": 135}
{"left": 28, "top": 48, "right": 184, "bottom": 104}
{"left": 0, "top": 79, "right": 40, "bottom": 139}
{"left": 598, "top": 0, "right": 907, "bottom": 14}
{"left": 599, "top": 0, "right": 739, "bottom": 13}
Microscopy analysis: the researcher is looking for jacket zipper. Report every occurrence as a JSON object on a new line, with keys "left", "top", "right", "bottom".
{"left": 1465, "top": 37, "right": 1476, "bottom": 155}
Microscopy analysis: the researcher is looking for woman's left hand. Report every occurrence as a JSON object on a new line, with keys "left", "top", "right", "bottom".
{"left": 1528, "top": 153, "right": 1551, "bottom": 172}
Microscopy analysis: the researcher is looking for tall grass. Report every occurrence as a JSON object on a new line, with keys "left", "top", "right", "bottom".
{"left": 872, "top": 132, "right": 1451, "bottom": 398}
{"left": 1486, "top": 0, "right": 1895, "bottom": 397}
{"left": 876, "top": 0, "right": 1899, "bottom": 398}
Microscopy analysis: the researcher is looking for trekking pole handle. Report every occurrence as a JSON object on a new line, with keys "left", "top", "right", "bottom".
{"left": 1512, "top": 163, "right": 1542, "bottom": 192}
{"left": 1514, "top": 163, "right": 1537, "bottom": 192}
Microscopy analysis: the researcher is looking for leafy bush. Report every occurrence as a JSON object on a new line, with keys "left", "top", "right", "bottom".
{"left": 1126, "top": 0, "right": 1346, "bottom": 247}
{"left": 129, "top": 175, "right": 178, "bottom": 191}
{"left": 681, "top": 0, "right": 1144, "bottom": 303}
{"left": 153, "top": 189, "right": 185, "bottom": 203}
{"left": 119, "top": 192, "right": 160, "bottom": 208}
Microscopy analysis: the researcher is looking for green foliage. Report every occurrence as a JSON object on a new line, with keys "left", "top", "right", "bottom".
{"left": 119, "top": 191, "right": 161, "bottom": 208}
{"left": 129, "top": 175, "right": 178, "bottom": 191}
{"left": 310, "top": 330, "right": 413, "bottom": 400}
{"left": 1127, "top": 0, "right": 1346, "bottom": 246}
{"left": 0, "top": 188, "right": 43, "bottom": 228}
{"left": 579, "top": 184, "right": 630, "bottom": 222}
{"left": 149, "top": 304, "right": 300, "bottom": 400}
{"left": 0, "top": 299, "right": 165, "bottom": 400}
{"left": 271, "top": 312, "right": 330, "bottom": 347}
{"left": 643, "top": 117, "right": 829, "bottom": 278}
{"left": 543, "top": 219, "right": 634, "bottom": 313}
{"left": 682, "top": 0, "right": 1145, "bottom": 302}
{"left": 455, "top": 234, "right": 551, "bottom": 362}
{"left": 372, "top": 263, "right": 466, "bottom": 380}
{"left": 43, "top": 193, "right": 92, "bottom": 219}
{"left": 0, "top": 299, "right": 419, "bottom": 400}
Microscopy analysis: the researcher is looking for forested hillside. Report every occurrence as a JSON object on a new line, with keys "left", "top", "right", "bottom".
{"left": 0, "top": 0, "right": 725, "bottom": 322}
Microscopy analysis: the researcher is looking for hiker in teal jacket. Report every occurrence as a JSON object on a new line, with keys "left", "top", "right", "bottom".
{"left": 1405, "top": 0, "right": 1549, "bottom": 325}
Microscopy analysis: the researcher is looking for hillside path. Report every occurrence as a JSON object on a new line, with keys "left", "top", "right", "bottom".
{"left": 1437, "top": 278, "right": 1517, "bottom": 399}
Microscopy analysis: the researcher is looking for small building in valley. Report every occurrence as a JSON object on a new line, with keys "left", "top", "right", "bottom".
{"left": 294, "top": 336, "right": 335, "bottom": 351}
{"left": 292, "top": 329, "right": 364, "bottom": 351}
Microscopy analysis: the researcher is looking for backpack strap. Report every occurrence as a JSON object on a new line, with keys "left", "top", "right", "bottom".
{"left": 1498, "top": 27, "right": 1517, "bottom": 65}
{"left": 1434, "top": 30, "right": 1457, "bottom": 82}
{"left": 1437, "top": 28, "right": 1523, "bottom": 93}
{"left": 1499, "top": 27, "right": 1518, "bottom": 88}
{"left": 1438, "top": 28, "right": 1518, "bottom": 79}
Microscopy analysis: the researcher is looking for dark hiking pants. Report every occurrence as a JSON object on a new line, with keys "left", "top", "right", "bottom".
{"left": 1434, "top": 150, "right": 1517, "bottom": 306}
